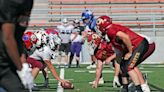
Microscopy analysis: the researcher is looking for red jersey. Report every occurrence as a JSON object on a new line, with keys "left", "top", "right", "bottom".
{"left": 106, "top": 24, "right": 144, "bottom": 51}
{"left": 95, "top": 41, "right": 114, "bottom": 61}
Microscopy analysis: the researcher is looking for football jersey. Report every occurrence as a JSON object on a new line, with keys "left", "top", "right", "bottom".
{"left": 70, "top": 34, "right": 83, "bottom": 42}
{"left": 71, "top": 28, "right": 83, "bottom": 42}
{"left": 29, "top": 45, "right": 53, "bottom": 61}
{"left": 88, "top": 18, "right": 97, "bottom": 32}
{"left": 95, "top": 41, "right": 114, "bottom": 61}
{"left": 106, "top": 24, "right": 144, "bottom": 51}
{"left": 57, "top": 24, "right": 74, "bottom": 43}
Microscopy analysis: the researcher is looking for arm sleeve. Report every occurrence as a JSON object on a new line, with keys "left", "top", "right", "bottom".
{"left": 0, "top": 0, "right": 22, "bottom": 23}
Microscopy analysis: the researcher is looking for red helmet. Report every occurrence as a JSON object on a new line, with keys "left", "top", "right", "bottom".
{"left": 96, "top": 15, "right": 112, "bottom": 33}
{"left": 87, "top": 33, "right": 101, "bottom": 47}
{"left": 46, "top": 28, "right": 59, "bottom": 36}
{"left": 22, "top": 31, "right": 37, "bottom": 49}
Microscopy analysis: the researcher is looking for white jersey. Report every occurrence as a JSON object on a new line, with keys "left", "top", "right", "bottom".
{"left": 29, "top": 45, "right": 54, "bottom": 61}
{"left": 70, "top": 34, "right": 83, "bottom": 42}
{"left": 57, "top": 24, "right": 74, "bottom": 33}
{"left": 57, "top": 24, "right": 74, "bottom": 43}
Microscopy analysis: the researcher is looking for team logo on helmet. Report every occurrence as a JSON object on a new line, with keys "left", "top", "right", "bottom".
{"left": 96, "top": 15, "right": 112, "bottom": 33}
{"left": 30, "top": 34, "right": 37, "bottom": 44}
{"left": 22, "top": 35, "right": 30, "bottom": 41}
{"left": 96, "top": 18, "right": 106, "bottom": 25}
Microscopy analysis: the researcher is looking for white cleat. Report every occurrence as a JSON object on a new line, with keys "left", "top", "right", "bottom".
{"left": 141, "top": 84, "right": 151, "bottom": 92}
{"left": 89, "top": 77, "right": 104, "bottom": 84}
{"left": 86, "top": 64, "right": 96, "bottom": 69}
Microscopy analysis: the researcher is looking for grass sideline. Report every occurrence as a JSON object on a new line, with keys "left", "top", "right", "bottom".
{"left": 34, "top": 64, "right": 164, "bottom": 92}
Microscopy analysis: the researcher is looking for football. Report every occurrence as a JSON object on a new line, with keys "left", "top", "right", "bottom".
{"left": 61, "top": 81, "right": 74, "bottom": 89}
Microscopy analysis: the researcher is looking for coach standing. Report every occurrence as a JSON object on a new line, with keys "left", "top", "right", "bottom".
{"left": 0, "top": 0, "right": 33, "bottom": 92}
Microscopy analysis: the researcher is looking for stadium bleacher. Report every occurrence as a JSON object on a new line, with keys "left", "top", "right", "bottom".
{"left": 29, "top": 0, "right": 164, "bottom": 32}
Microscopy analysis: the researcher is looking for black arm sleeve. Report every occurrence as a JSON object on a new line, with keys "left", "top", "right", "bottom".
{"left": 0, "top": 0, "right": 25, "bottom": 23}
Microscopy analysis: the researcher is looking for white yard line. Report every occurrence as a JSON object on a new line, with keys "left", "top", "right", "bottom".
{"left": 88, "top": 70, "right": 153, "bottom": 73}
{"left": 74, "top": 70, "right": 87, "bottom": 73}
{"left": 57, "top": 68, "right": 64, "bottom": 92}
{"left": 49, "top": 78, "right": 74, "bottom": 81}
{"left": 89, "top": 70, "right": 114, "bottom": 73}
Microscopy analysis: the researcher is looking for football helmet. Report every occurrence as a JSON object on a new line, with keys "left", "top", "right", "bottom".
{"left": 62, "top": 18, "right": 69, "bottom": 26}
{"left": 46, "top": 28, "right": 59, "bottom": 36}
{"left": 45, "top": 28, "right": 61, "bottom": 50}
{"left": 33, "top": 30, "right": 49, "bottom": 48}
{"left": 22, "top": 31, "right": 37, "bottom": 50}
{"left": 81, "top": 10, "right": 94, "bottom": 24}
{"left": 49, "top": 34, "right": 61, "bottom": 50}
{"left": 96, "top": 15, "right": 112, "bottom": 33}
{"left": 73, "top": 19, "right": 80, "bottom": 28}
{"left": 87, "top": 33, "right": 101, "bottom": 49}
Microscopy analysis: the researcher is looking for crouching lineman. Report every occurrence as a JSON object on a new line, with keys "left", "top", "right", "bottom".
{"left": 87, "top": 33, "right": 121, "bottom": 88}
{"left": 23, "top": 30, "right": 50, "bottom": 90}
{"left": 22, "top": 29, "right": 71, "bottom": 88}
{"left": 96, "top": 15, "right": 154, "bottom": 92}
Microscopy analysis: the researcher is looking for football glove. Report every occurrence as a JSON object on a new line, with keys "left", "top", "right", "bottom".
{"left": 113, "top": 76, "right": 121, "bottom": 88}
{"left": 17, "top": 63, "right": 34, "bottom": 91}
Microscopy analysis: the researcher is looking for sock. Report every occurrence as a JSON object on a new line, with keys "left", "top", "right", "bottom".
{"left": 136, "top": 85, "right": 143, "bottom": 92}
{"left": 69, "top": 55, "right": 73, "bottom": 65}
{"left": 91, "top": 62, "right": 95, "bottom": 65}
{"left": 76, "top": 60, "right": 79, "bottom": 67}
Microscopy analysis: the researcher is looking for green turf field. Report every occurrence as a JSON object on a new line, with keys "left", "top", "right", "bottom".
{"left": 34, "top": 64, "right": 164, "bottom": 92}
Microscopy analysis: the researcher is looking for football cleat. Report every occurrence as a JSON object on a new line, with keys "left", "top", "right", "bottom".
{"left": 86, "top": 64, "right": 96, "bottom": 69}
{"left": 89, "top": 77, "right": 104, "bottom": 84}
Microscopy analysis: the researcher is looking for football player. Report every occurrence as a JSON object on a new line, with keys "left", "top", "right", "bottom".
{"left": 24, "top": 30, "right": 70, "bottom": 88}
{"left": 69, "top": 19, "right": 84, "bottom": 68}
{"left": 81, "top": 10, "right": 98, "bottom": 69}
{"left": 87, "top": 33, "right": 121, "bottom": 88}
{"left": 23, "top": 30, "right": 48, "bottom": 89}
{"left": 96, "top": 15, "right": 153, "bottom": 92}
{"left": 57, "top": 18, "right": 74, "bottom": 68}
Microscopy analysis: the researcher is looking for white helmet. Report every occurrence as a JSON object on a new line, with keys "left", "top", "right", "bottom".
{"left": 62, "top": 18, "right": 69, "bottom": 26}
{"left": 54, "top": 35, "right": 61, "bottom": 45}
{"left": 48, "top": 34, "right": 61, "bottom": 50}
{"left": 41, "top": 30, "right": 49, "bottom": 45}
{"left": 62, "top": 18, "right": 68, "bottom": 23}
{"left": 33, "top": 30, "right": 49, "bottom": 48}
